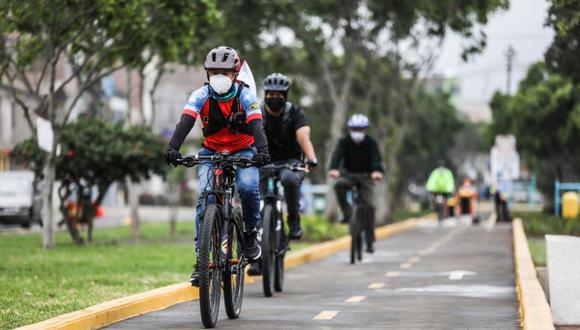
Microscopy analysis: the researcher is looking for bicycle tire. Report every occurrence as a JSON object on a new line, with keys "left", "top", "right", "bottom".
{"left": 261, "top": 204, "right": 276, "bottom": 297}
{"left": 223, "top": 206, "right": 244, "bottom": 319}
{"left": 274, "top": 219, "right": 285, "bottom": 292}
{"left": 350, "top": 207, "right": 363, "bottom": 264}
{"left": 199, "top": 204, "right": 222, "bottom": 328}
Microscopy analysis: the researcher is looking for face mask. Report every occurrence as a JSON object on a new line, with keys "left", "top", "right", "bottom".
{"left": 209, "top": 74, "right": 233, "bottom": 95}
{"left": 350, "top": 131, "right": 365, "bottom": 143}
{"left": 265, "top": 97, "right": 285, "bottom": 112}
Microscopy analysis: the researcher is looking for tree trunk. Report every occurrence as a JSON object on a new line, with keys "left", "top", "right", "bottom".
{"left": 41, "top": 152, "right": 56, "bottom": 249}
{"left": 127, "top": 178, "right": 140, "bottom": 241}
{"left": 324, "top": 97, "right": 348, "bottom": 221}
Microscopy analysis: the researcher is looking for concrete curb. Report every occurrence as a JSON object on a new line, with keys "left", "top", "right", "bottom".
{"left": 17, "top": 218, "right": 417, "bottom": 330}
{"left": 512, "top": 218, "right": 554, "bottom": 330}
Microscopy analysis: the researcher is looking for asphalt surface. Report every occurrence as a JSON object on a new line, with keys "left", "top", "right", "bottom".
{"left": 106, "top": 216, "right": 519, "bottom": 330}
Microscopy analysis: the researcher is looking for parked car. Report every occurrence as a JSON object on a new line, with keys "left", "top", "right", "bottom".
{"left": 0, "top": 171, "right": 42, "bottom": 228}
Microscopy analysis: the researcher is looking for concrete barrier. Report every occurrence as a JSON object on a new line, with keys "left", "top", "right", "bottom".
{"left": 17, "top": 218, "right": 418, "bottom": 330}
{"left": 546, "top": 234, "right": 580, "bottom": 326}
{"left": 512, "top": 218, "right": 554, "bottom": 330}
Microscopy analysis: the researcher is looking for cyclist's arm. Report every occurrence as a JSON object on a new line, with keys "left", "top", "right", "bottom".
{"left": 296, "top": 126, "right": 317, "bottom": 162}
{"left": 168, "top": 87, "right": 208, "bottom": 150}
{"left": 240, "top": 89, "right": 268, "bottom": 153}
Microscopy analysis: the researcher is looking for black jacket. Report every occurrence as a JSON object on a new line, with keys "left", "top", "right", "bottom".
{"left": 329, "top": 135, "right": 384, "bottom": 173}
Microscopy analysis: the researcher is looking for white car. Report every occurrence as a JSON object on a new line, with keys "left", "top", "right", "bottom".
{"left": 0, "top": 171, "right": 43, "bottom": 228}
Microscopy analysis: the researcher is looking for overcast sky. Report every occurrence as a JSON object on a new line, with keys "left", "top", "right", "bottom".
{"left": 433, "top": 0, "right": 554, "bottom": 106}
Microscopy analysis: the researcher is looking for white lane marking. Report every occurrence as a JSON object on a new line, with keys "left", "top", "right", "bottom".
{"left": 314, "top": 311, "right": 339, "bottom": 320}
{"left": 418, "top": 250, "right": 429, "bottom": 256}
{"left": 448, "top": 270, "right": 477, "bottom": 280}
{"left": 369, "top": 282, "right": 385, "bottom": 289}
{"left": 408, "top": 256, "right": 421, "bottom": 263}
{"left": 386, "top": 271, "right": 400, "bottom": 277}
{"left": 400, "top": 263, "right": 412, "bottom": 269}
{"left": 345, "top": 296, "right": 366, "bottom": 303}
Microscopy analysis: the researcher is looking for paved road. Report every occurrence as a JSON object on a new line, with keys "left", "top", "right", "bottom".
{"left": 107, "top": 217, "right": 519, "bottom": 330}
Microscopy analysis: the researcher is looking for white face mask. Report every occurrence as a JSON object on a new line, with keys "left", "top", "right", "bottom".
{"left": 209, "top": 74, "right": 233, "bottom": 95}
{"left": 350, "top": 131, "right": 365, "bottom": 143}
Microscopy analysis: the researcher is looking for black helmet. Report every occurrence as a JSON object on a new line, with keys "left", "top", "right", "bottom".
{"left": 263, "top": 73, "right": 290, "bottom": 93}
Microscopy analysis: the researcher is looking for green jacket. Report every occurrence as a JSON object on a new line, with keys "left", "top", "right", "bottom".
{"left": 426, "top": 167, "right": 455, "bottom": 193}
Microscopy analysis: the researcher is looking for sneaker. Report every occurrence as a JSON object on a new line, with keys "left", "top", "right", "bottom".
{"left": 244, "top": 230, "right": 262, "bottom": 260}
{"left": 190, "top": 264, "right": 199, "bottom": 287}
{"left": 248, "top": 260, "right": 262, "bottom": 276}
{"left": 288, "top": 217, "right": 303, "bottom": 240}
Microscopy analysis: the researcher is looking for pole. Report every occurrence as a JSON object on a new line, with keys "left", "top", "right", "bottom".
{"left": 505, "top": 45, "right": 516, "bottom": 95}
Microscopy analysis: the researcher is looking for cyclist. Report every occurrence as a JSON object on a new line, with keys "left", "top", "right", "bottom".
{"left": 164, "top": 46, "right": 270, "bottom": 286}
{"left": 248, "top": 73, "right": 318, "bottom": 275}
{"left": 328, "top": 113, "right": 383, "bottom": 253}
{"left": 457, "top": 178, "right": 478, "bottom": 218}
{"left": 426, "top": 161, "right": 455, "bottom": 219}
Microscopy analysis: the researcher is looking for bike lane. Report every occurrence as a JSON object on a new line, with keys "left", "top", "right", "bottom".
{"left": 106, "top": 218, "right": 519, "bottom": 329}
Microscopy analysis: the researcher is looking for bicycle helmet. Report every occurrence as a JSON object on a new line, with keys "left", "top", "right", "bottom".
{"left": 204, "top": 46, "right": 241, "bottom": 72}
{"left": 263, "top": 73, "right": 290, "bottom": 92}
{"left": 347, "top": 114, "right": 369, "bottom": 129}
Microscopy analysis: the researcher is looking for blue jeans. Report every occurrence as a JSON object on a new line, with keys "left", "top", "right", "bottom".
{"left": 195, "top": 147, "right": 261, "bottom": 250}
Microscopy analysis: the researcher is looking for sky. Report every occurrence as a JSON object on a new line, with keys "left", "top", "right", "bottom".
{"left": 433, "top": 0, "right": 554, "bottom": 111}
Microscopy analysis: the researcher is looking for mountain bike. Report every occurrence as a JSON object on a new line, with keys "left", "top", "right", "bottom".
{"left": 341, "top": 172, "right": 373, "bottom": 264}
{"left": 175, "top": 152, "right": 256, "bottom": 328}
{"left": 259, "top": 163, "right": 307, "bottom": 297}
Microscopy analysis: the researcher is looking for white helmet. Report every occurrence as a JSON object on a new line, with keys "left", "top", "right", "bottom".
{"left": 347, "top": 114, "right": 369, "bottom": 129}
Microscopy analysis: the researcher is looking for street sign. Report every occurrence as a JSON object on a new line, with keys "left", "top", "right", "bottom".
{"left": 36, "top": 116, "right": 54, "bottom": 153}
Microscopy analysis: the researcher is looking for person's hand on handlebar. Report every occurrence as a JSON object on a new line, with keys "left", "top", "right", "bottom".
{"left": 253, "top": 151, "right": 271, "bottom": 166}
{"left": 328, "top": 169, "right": 340, "bottom": 179}
{"left": 371, "top": 171, "right": 383, "bottom": 181}
{"left": 306, "top": 159, "right": 318, "bottom": 171}
{"left": 164, "top": 148, "right": 182, "bottom": 166}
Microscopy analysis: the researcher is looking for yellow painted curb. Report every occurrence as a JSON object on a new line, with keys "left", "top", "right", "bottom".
{"left": 17, "top": 218, "right": 417, "bottom": 330}
{"left": 512, "top": 218, "right": 554, "bottom": 330}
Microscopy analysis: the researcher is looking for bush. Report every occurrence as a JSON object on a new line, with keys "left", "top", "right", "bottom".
{"left": 300, "top": 215, "right": 348, "bottom": 242}
{"left": 515, "top": 211, "right": 580, "bottom": 238}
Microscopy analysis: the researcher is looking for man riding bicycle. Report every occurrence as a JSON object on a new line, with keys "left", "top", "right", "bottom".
{"left": 164, "top": 46, "right": 270, "bottom": 286}
{"left": 328, "top": 114, "right": 383, "bottom": 253}
{"left": 426, "top": 161, "right": 456, "bottom": 220}
{"left": 248, "top": 73, "right": 318, "bottom": 275}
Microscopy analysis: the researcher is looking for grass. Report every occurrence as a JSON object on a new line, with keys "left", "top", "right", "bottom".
{"left": 513, "top": 211, "right": 580, "bottom": 267}
{"left": 391, "top": 209, "right": 432, "bottom": 222}
{"left": 0, "top": 222, "right": 197, "bottom": 329}
{"left": 0, "top": 215, "right": 349, "bottom": 329}
{"left": 527, "top": 238, "right": 546, "bottom": 267}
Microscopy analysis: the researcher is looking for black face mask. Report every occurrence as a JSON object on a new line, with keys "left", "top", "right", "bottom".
{"left": 265, "top": 97, "right": 285, "bottom": 112}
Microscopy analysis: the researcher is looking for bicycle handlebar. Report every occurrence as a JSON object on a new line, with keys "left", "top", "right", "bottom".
{"left": 174, "top": 153, "right": 256, "bottom": 168}
{"left": 261, "top": 163, "right": 309, "bottom": 173}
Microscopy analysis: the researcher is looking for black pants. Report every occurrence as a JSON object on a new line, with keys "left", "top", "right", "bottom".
{"left": 259, "top": 159, "right": 305, "bottom": 226}
{"left": 334, "top": 175, "right": 376, "bottom": 246}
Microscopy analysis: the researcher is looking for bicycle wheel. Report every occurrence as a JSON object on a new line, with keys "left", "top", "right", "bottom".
{"left": 199, "top": 204, "right": 222, "bottom": 328}
{"left": 224, "top": 206, "right": 244, "bottom": 319}
{"left": 261, "top": 204, "right": 276, "bottom": 297}
{"left": 274, "top": 218, "right": 286, "bottom": 292}
{"left": 350, "top": 208, "right": 362, "bottom": 264}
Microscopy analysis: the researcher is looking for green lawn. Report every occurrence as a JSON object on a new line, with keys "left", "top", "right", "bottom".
{"left": 0, "top": 215, "right": 346, "bottom": 329}
{"left": 513, "top": 211, "right": 580, "bottom": 267}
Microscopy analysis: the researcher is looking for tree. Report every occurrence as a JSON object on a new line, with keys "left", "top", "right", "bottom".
{"left": 12, "top": 118, "right": 166, "bottom": 244}
{"left": 0, "top": 0, "right": 217, "bottom": 248}
{"left": 545, "top": 0, "right": 580, "bottom": 83}
{"left": 487, "top": 62, "right": 580, "bottom": 206}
